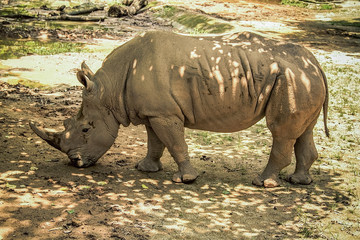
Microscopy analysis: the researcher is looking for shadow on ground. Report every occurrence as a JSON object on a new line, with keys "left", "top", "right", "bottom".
{"left": 279, "top": 19, "right": 360, "bottom": 53}
{"left": 0, "top": 84, "right": 353, "bottom": 239}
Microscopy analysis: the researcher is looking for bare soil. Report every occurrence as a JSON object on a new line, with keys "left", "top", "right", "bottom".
{"left": 1, "top": 1, "right": 359, "bottom": 239}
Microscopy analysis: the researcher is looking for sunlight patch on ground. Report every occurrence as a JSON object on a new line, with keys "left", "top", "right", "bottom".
{"left": 0, "top": 39, "right": 124, "bottom": 87}
{"left": 232, "top": 20, "right": 302, "bottom": 38}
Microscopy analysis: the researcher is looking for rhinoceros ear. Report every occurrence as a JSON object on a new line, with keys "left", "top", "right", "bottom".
{"left": 81, "top": 61, "right": 94, "bottom": 79}
{"left": 77, "top": 70, "right": 94, "bottom": 92}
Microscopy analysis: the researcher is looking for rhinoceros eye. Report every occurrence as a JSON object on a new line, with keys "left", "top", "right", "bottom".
{"left": 82, "top": 128, "right": 90, "bottom": 133}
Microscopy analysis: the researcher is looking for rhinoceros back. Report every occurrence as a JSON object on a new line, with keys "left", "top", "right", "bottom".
{"left": 103, "top": 31, "right": 323, "bottom": 133}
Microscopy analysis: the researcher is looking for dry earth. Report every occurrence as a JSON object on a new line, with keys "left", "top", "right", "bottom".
{"left": 0, "top": 0, "right": 359, "bottom": 239}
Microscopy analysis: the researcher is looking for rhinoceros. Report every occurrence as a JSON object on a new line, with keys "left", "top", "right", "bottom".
{"left": 30, "top": 31, "right": 329, "bottom": 187}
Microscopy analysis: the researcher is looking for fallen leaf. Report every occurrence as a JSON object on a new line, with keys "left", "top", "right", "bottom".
{"left": 97, "top": 181, "right": 107, "bottom": 186}
{"left": 141, "top": 184, "right": 148, "bottom": 189}
{"left": 6, "top": 183, "right": 16, "bottom": 189}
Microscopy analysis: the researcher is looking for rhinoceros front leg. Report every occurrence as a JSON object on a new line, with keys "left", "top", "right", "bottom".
{"left": 148, "top": 116, "right": 198, "bottom": 183}
{"left": 252, "top": 138, "right": 296, "bottom": 188}
{"left": 136, "top": 125, "right": 165, "bottom": 172}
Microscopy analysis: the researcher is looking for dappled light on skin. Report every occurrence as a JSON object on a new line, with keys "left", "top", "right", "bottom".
{"left": 231, "top": 61, "right": 241, "bottom": 99}
{"left": 284, "top": 67, "right": 298, "bottom": 111}
{"left": 213, "top": 68, "right": 225, "bottom": 99}
{"left": 178, "top": 65, "right": 186, "bottom": 78}
{"left": 300, "top": 71, "right": 311, "bottom": 92}
{"left": 258, "top": 48, "right": 266, "bottom": 53}
{"left": 270, "top": 62, "right": 279, "bottom": 75}
{"left": 65, "top": 131, "right": 71, "bottom": 139}
{"left": 190, "top": 48, "right": 201, "bottom": 59}
{"left": 132, "top": 59, "right": 137, "bottom": 75}
{"left": 302, "top": 56, "right": 310, "bottom": 68}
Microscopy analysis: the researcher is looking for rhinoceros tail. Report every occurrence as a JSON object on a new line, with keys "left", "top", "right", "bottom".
{"left": 320, "top": 68, "right": 330, "bottom": 137}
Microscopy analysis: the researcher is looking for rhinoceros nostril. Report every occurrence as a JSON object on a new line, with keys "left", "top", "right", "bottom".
{"left": 69, "top": 154, "right": 84, "bottom": 167}
{"left": 76, "top": 159, "right": 85, "bottom": 167}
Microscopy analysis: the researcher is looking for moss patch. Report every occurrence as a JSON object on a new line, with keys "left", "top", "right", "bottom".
{"left": 0, "top": 40, "right": 88, "bottom": 60}
{"left": 6, "top": 78, "right": 50, "bottom": 90}
{"left": 0, "top": 6, "right": 36, "bottom": 18}
{"left": 155, "top": 5, "right": 234, "bottom": 34}
{"left": 176, "top": 13, "right": 234, "bottom": 34}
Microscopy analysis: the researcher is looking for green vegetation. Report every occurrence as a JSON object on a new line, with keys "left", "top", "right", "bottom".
{"left": 177, "top": 14, "right": 234, "bottom": 34}
{"left": 323, "top": 64, "right": 360, "bottom": 117}
{"left": 0, "top": 6, "right": 36, "bottom": 18}
{"left": 155, "top": 5, "right": 179, "bottom": 18}
{"left": 0, "top": 40, "right": 88, "bottom": 60}
{"left": 281, "top": 0, "right": 308, "bottom": 8}
{"left": 0, "top": 0, "right": 52, "bottom": 17}
{"left": 6, "top": 79, "right": 50, "bottom": 90}
{"left": 188, "top": 131, "right": 236, "bottom": 145}
{"left": 154, "top": 5, "right": 234, "bottom": 34}
{"left": 24, "top": 20, "right": 110, "bottom": 31}
{"left": 320, "top": 3, "right": 333, "bottom": 10}
{"left": 281, "top": 0, "right": 336, "bottom": 10}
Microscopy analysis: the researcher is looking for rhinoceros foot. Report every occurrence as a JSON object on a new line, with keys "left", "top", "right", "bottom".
{"left": 136, "top": 157, "right": 163, "bottom": 172}
{"left": 172, "top": 171, "right": 198, "bottom": 184}
{"left": 252, "top": 175, "right": 281, "bottom": 188}
{"left": 288, "top": 173, "right": 313, "bottom": 185}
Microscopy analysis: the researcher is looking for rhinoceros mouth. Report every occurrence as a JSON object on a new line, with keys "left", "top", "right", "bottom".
{"left": 69, "top": 154, "right": 95, "bottom": 168}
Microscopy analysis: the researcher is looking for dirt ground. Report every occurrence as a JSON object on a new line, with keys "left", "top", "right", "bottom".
{"left": 1, "top": 0, "right": 359, "bottom": 239}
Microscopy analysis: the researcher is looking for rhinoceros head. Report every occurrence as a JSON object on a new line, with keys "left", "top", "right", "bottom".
{"left": 30, "top": 62, "right": 119, "bottom": 167}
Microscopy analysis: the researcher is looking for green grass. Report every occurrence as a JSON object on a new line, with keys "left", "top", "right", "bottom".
{"left": 281, "top": 0, "right": 308, "bottom": 8}
{"left": 0, "top": 40, "right": 88, "bottom": 60}
{"left": 281, "top": 0, "right": 336, "bottom": 10}
{"left": 0, "top": 0, "right": 52, "bottom": 17}
{"left": 155, "top": 5, "right": 179, "bottom": 18}
{"left": 0, "top": 6, "right": 36, "bottom": 18}
{"left": 188, "top": 131, "right": 237, "bottom": 146}
{"left": 320, "top": 4, "right": 333, "bottom": 10}
{"left": 323, "top": 65, "right": 360, "bottom": 117}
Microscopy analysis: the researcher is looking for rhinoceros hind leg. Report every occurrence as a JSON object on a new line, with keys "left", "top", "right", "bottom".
{"left": 252, "top": 138, "right": 296, "bottom": 188}
{"left": 149, "top": 117, "right": 198, "bottom": 183}
{"left": 288, "top": 125, "right": 317, "bottom": 185}
{"left": 136, "top": 158, "right": 163, "bottom": 172}
{"left": 136, "top": 125, "right": 165, "bottom": 172}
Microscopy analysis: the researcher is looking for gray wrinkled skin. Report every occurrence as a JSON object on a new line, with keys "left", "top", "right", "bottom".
{"left": 31, "top": 31, "right": 329, "bottom": 187}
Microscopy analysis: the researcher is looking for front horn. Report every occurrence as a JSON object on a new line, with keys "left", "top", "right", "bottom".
{"left": 29, "top": 122, "right": 63, "bottom": 151}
